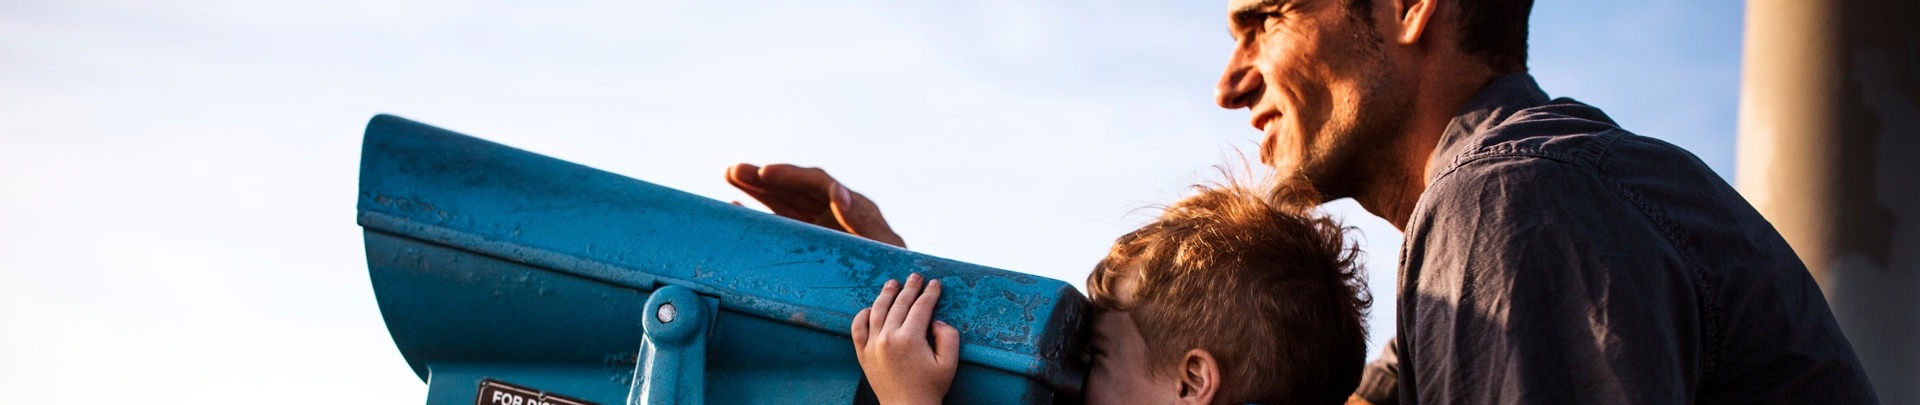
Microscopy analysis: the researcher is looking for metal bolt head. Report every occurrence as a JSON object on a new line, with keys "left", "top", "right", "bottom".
{"left": 657, "top": 302, "right": 677, "bottom": 323}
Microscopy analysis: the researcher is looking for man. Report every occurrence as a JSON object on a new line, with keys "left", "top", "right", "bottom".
{"left": 730, "top": 0, "right": 1880, "bottom": 402}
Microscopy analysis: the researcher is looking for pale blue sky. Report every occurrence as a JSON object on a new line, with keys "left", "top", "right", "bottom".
{"left": 0, "top": 0, "right": 1746, "bottom": 402}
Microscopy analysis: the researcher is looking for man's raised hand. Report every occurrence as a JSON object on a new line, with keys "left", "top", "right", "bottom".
{"left": 725, "top": 163, "right": 906, "bottom": 248}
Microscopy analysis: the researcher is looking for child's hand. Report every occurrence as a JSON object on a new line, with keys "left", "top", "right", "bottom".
{"left": 851, "top": 274, "right": 960, "bottom": 405}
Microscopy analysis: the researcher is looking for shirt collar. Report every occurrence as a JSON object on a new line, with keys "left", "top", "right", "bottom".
{"left": 1425, "top": 73, "right": 1551, "bottom": 183}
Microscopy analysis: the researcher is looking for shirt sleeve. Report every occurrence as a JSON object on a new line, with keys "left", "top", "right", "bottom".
{"left": 1400, "top": 157, "right": 1702, "bottom": 404}
{"left": 1354, "top": 337, "right": 1400, "bottom": 405}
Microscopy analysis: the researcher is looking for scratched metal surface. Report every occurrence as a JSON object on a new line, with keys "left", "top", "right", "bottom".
{"left": 358, "top": 114, "right": 1089, "bottom": 404}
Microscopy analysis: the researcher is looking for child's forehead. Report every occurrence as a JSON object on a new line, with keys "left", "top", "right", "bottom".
{"left": 1090, "top": 309, "right": 1136, "bottom": 342}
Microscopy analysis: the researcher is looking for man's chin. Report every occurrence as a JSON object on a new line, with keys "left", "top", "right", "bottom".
{"left": 1268, "top": 158, "right": 1346, "bottom": 205}
{"left": 1266, "top": 158, "right": 1303, "bottom": 181}
{"left": 1257, "top": 132, "right": 1280, "bottom": 166}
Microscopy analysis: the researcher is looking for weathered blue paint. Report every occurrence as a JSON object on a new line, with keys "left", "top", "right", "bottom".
{"left": 358, "top": 114, "right": 1090, "bottom": 404}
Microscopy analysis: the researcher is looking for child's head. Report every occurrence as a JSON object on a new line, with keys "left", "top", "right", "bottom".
{"left": 1082, "top": 184, "right": 1369, "bottom": 405}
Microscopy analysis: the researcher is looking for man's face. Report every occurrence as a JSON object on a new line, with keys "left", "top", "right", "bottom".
{"left": 1216, "top": 0, "right": 1411, "bottom": 200}
{"left": 1082, "top": 309, "right": 1181, "bottom": 405}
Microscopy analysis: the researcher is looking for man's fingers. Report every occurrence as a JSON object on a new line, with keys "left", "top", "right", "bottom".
{"left": 829, "top": 183, "right": 907, "bottom": 248}
{"left": 868, "top": 279, "right": 899, "bottom": 337}
{"left": 731, "top": 163, "right": 908, "bottom": 247}
{"left": 727, "top": 164, "right": 811, "bottom": 217}
{"left": 758, "top": 164, "right": 836, "bottom": 219}
{"left": 902, "top": 279, "right": 941, "bottom": 334}
{"left": 933, "top": 320, "right": 961, "bottom": 366}
{"left": 725, "top": 163, "right": 775, "bottom": 195}
{"left": 741, "top": 187, "right": 809, "bottom": 219}
{"left": 851, "top": 307, "right": 871, "bottom": 352}
{"left": 758, "top": 164, "right": 839, "bottom": 193}
{"left": 885, "top": 274, "right": 923, "bottom": 330}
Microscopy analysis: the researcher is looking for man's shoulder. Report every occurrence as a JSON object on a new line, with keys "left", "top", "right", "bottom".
{"left": 1415, "top": 95, "right": 1780, "bottom": 277}
{"left": 1424, "top": 98, "right": 1621, "bottom": 204}
{"left": 1416, "top": 97, "right": 1737, "bottom": 245}
{"left": 1431, "top": 98, "right": 1710, "bottom": 192}
{"left": 1439, "top": 98, "right": 1617, "bottom": 173}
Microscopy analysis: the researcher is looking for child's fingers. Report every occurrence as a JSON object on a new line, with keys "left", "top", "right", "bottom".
{"left": 851, "top": 307, "right": 871, "bottom": 352}
{"left": 884, "top": 274, "right": 924, "bottom": 330}
{"left": 869, "top": 279, "right": 899, "bottom": 336}
{"left": 933, "top": 320, "right": 960, "bottom": 367}
{"left": 902, "top": 279, "right": 942, "bottom": 335}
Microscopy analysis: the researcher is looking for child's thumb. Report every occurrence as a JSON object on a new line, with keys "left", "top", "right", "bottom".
{"left": 933, "top": 320, "right": 961, "bottom": 366}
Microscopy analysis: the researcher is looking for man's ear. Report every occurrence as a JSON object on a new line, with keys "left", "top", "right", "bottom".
{"left": 1391, "top": 0, "right": 1440, "bottom": 45}
{"left": 1174, "top": 349, "right": 1221, "bottom": 405}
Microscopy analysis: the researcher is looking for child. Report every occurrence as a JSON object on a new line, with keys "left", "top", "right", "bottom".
{"left": 850, "top": 183, "right": 1371, "bottom": 405}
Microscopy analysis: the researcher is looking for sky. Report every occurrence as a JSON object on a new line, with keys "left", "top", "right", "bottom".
{"left": 0, "top": 0, "right": 1745, "bottom": 402}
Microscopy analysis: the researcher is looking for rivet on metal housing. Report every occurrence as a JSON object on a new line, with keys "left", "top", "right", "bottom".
{"left": 658, "top": 302, "right": 678, "bottom": 324}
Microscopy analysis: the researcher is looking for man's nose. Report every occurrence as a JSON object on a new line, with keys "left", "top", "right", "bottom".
{"left": 1215, "top": 56, "right": 1262, "bottom": 109}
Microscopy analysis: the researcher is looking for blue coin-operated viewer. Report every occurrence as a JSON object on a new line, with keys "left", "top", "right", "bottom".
{"left": 356, "top": 115, "right": 1091, "bottom": 404}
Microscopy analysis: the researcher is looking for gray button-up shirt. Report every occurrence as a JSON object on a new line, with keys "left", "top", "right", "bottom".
{"left": 1354, "top": 74, "right": 1879, "bottom": 404}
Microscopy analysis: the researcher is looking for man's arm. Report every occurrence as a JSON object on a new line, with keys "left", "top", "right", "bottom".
{"left": 1402, "top": 158, "right": 1702, "bottom": 404}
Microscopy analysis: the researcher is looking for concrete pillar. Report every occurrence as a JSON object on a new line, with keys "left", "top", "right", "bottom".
{"left": 1736, "top": 0, "right": 1919, "bottom": 401}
